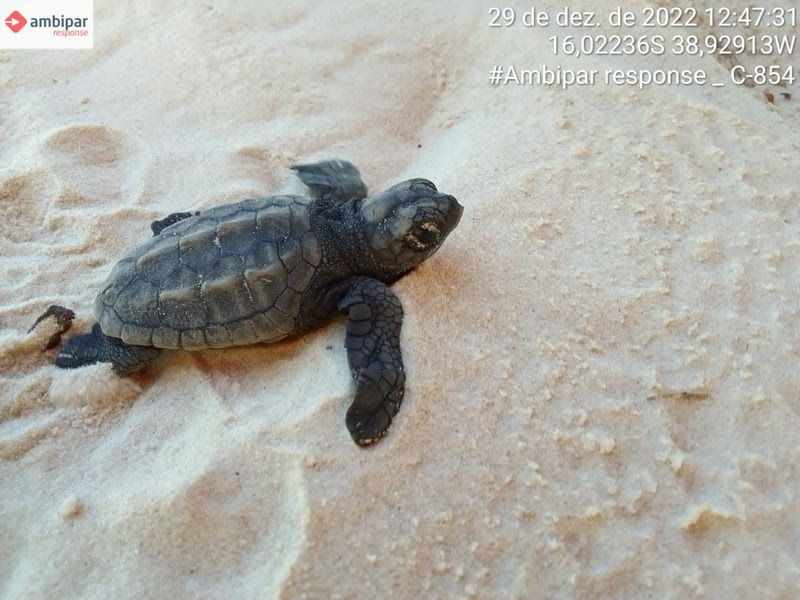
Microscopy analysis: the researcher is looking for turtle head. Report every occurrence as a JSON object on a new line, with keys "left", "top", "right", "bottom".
{"left": 359, "top": 178, "right": 463, "bottom": 279}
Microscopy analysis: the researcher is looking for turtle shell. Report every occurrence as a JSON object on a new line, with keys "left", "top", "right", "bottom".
{"left": 94, "top": 195, "right": 323, "bottom": 350}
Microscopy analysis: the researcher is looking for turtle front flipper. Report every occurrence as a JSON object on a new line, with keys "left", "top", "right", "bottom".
{"left": 337, "top": 277, "right": 406, "bottom": 446}
{"left": 151, "top": 211, "right": 200, "bottom": 236}
{"left": 56, "top": 324, "right": 161, "bottom": 375}
{"left": 291, "top": 160, "right": 368, "bottom": 204}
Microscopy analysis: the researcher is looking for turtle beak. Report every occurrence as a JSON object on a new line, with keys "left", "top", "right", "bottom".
{"left": 438, "top": 194, "right": 463, "bottom": 235}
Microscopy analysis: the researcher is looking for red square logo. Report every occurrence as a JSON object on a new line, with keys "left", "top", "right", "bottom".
{"left": 5, "top": 11, "right": 27, "bottom": 33}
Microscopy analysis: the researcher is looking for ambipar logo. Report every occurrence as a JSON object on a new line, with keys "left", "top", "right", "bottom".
{"left": 5, "top": 11, "right": 27, "bottom": 33}
{"left": 1, "top": 1, "right": 93, "bottom": 49}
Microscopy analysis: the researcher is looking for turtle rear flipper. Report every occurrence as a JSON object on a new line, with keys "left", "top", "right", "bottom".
{"left": 291, "top": 160, "right": 368, "bottom": 204}
{"left": 337, "top": 277, "right": 405, "bottom": 445}
{"left": 57, "top": 324, "right": 161, "bottom": 375}
{"left": 29, "top": 305, "right": 76, "bottom": 350}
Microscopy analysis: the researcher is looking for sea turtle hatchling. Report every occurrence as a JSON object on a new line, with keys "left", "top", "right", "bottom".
{"left": 54, "top": 160, "right": 463, "bottom": 445}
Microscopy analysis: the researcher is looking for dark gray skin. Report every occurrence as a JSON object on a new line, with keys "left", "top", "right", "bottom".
{"left": 55, "top": 160, "right": 463, "bottom": 445}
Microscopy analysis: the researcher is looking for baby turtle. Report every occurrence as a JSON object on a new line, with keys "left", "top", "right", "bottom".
{"left": 55, "top": 160, "right": 463, "bottom": 445}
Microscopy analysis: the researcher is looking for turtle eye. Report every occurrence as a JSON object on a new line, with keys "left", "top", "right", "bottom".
{"left": 403, "top": 220, "right": 440, "bottom": 250}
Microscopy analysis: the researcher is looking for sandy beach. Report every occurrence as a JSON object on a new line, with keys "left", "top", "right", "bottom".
{"left": 1, "top": 1, "right": 799, "bottom": 598}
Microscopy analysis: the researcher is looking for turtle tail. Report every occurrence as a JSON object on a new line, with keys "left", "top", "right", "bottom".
{"left": 56, "top": 324, "right": 161, "bottom": 375}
